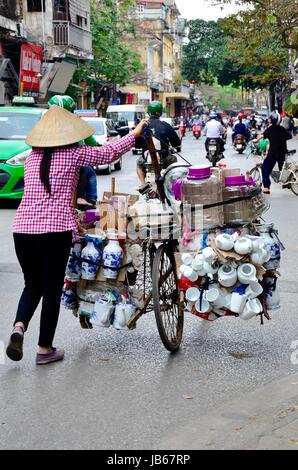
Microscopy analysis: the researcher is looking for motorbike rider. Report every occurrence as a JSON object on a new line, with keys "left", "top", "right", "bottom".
{"left": 232, "top": 113, "right": 250, "bottom": 142}
{"left": 255, "top": 110, "right": 292, "bottom": 194}
{"left": 136, "top": 101, "right": 181, "bottom": 188}
{"left": 48, "top": 95, "right": 98, "bottom": 210}
{"left": 204, "top": 112, "right": 225, "bottom": 154}
{"left": 192, "top": 114, "right": 201, "bottom": 125}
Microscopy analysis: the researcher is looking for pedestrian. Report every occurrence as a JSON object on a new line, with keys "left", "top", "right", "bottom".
{"left": 6, "top": 105, "right": 147, "bottom": 365}
{"left": 255, "top": 110, "right": 292, "bottom": 194}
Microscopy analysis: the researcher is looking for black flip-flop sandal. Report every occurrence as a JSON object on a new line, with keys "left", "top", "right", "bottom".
{"left": 6, "top": 326, "right": 24, "bottom": 362}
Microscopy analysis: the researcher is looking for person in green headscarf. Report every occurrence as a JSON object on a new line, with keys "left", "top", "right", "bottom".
{"left": 48, "top": 95, "right": 98, "bottom": 209}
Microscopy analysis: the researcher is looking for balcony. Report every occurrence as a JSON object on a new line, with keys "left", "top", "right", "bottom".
{"left": 53, "top": 21, "right": 92, "bottom": 53}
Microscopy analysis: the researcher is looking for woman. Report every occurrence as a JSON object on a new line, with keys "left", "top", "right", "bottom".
{"left": 256, "top": 110, "right": 292, "bottom": 194}
{"left": 6, "top": 105, "right": 147, "bottom": 365}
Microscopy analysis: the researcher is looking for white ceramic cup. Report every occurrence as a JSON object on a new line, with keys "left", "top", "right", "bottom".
{"left": 195, "top": 298, "right": 211, "bottom": 314}
{"left": 186, "top": 287, "right": 201, "bottom": 303}
{"left": 205, "top": 287, "right": 225, "bottom": 308}
{"left": 230, "top": 292, "right": 247, "bottom": 314}
{"left": 223, "top": 293, "right": 232, "bottom": 310}
{"left": 203, "top": 261, "right": 218, "bottom": 276}
{"left": 218, "top": 264, "right": 238, "bottom": 288}
{"left": 250, "top": 248, "right": 268, "bottom": 266}
{"left": 234, "top": 237, "right": 254, "bottom": 255}
{"left": 192, "top": 258, "right": 204, "bottom": 272}
{"left": 179, "top": 264, "right": 188, "bottom": 276}
{"left": 181, "top": 253, "right": 193, "bottom": 266}
{"left": 215, "top": 233, "right": 235, "bottom": 251}
{"left": 202, "top": 247, "right": 217, "bottom": 264}
{"left": 245, "top": 282, "right": 263, "bottom": 299}
{"left": 240, "top": 298, "right": 263, "bottom": 320}
{"left": 183, "top": 267, "right": 199, "bottom": 282}
{"left": 238, "top": 263, "right": 258, "bottom": 285}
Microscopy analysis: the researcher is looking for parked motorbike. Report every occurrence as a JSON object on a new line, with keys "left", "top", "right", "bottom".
{"left": 192, "top": 123, "right": 201, "bottom": 140}
{"left": 234, "top": 134, "right": 247, "bottom": 154}
{"left": 206, "top": 139, "right": 224, "bottom": 167}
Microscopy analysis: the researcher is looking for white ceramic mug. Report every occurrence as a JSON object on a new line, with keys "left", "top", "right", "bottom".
{"left": 238, "top": 263, "right": 258, "bottom": 285}
{"left": 183, "top": 267, "right": 199, "bottom": 282}
{"left": 250, "top": 248, "right": 268, "bottom": 266}
{"left": 245, "top": 282, "right": 263, "bottom": 299}
{"left": 186, "top": 287, "right": 201, "bottom": 303}
{"left": 230, "top": 292, "right": 247, "bottom": 314}
{"left": 215, "top": 233, "right": 234, "bottom": 252}
{"left": 240, "top": 298, "right": 263, "bottom": 320}
{"left": 218, "top": 264, "right": 238, "bottom": 288}
{"left": 202, "top": 247, "right": 217, "bottom": 264}
{"left": 203, "top": 261, "right": 218, "bottom": 276}
{"left": 234, "top": 237, "right": 253, "bottom": 255}
{"left": 192, "top": 258, "right": 204, "bottom": 272}
{"left": 195, "top": 298, "right": 211, "bottom": 314}
{"left": 205, "top": 287, "right": 225, "bottom": 308}
{"left": 181, "top": 253, "right": 193, "bottom": 266}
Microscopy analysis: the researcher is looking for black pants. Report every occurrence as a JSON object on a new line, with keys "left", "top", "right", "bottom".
{"left": 262, "top": 153, "right": 285, "bottom": 189}
{"left": 13, "top": 232, "right": 72, "bottom": 347}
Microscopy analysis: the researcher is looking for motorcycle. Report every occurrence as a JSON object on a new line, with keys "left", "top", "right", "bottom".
{"left": 192, "top": 123, "right": 201, "bottom": 140}
{"left": 234, "top": 134, "right": 247, "bottom": 154}
{"left": 206, "top": 139, "right": 224, "bottom": 167}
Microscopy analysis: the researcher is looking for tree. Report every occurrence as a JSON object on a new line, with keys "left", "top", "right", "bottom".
{"left": 215, "top": 2, "right": 292, "bottom": 109}
{"left": 78, "top": 0, "right": 142, "bottom": 86}
{"left": 181, "top": 19, "right": 244, "bottom": 87}
{"left": 216, "top": 0, "right": 298, "bottom": 50}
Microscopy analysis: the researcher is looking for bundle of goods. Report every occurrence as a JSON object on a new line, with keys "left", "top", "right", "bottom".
{"left": 169, "top": 164, "right": 284, "bottom": 323}
{"left": 61, "top": 182, "right": 146, "bottom": 331}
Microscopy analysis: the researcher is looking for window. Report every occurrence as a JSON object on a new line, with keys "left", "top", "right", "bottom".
{"left": 27, "top": 0, "right": 46, "bottom": 12}
{"left": 77, "top": 15, "right": 84, "bottom": 28}
{"left": 137, "top": 4, "right": 145, "bottom": 15}
{"left": 0, "top": 113, "right": 43, "bottom": 140}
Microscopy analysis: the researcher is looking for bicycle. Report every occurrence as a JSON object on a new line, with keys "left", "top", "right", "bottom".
{"left": 249, "top": 149, "right": 298, "bottom": 196}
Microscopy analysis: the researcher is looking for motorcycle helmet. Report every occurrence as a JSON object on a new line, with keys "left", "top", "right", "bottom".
{"left": 270, "top": 110, "right": 282, "bottom": 125}
{"left": 209, "top": 112, "right": 217, "bottom": 119}
{"left": 238, "top": 113, "right": 244, "bottom": 120}
{"left": 48, "top": 95, "right": 76, "bottom": 113}
{"left": 147, "top": 101, "right": 163, "bottom": 117}
{"left": 163, "top": 163, "right": 190, "bottom": 204}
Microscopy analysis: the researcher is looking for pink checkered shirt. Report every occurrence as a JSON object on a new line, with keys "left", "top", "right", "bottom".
{"left": 13, "top": 134, "right": 135, "bottom": 234}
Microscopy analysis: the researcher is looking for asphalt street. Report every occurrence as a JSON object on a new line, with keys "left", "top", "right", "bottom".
{"left": 0, "top": 131, "right": 298, "bottom": 450}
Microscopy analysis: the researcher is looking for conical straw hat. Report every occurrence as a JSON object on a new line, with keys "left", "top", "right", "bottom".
{"left": 26, "top": 105, "right": 96, "bottom": 147}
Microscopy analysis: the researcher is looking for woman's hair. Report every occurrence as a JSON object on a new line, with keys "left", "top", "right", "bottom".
{"left": 40, "top": 147, "right": 54, "bottom": 195}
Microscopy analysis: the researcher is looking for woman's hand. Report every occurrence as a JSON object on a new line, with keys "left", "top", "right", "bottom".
{"left": 132, "top": 119, "right": 150, "bottom": 138}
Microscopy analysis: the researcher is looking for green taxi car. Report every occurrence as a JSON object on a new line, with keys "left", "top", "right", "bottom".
{"left": 0, "top": 106, "right": 45, "bottom": 200}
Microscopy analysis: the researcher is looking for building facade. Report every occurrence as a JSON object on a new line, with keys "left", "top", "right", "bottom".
{"left": 0, "top": 0, "right": 92, "bottom": 103}
{"left": 123, "top": 0, "right": 189, "bottom": 117}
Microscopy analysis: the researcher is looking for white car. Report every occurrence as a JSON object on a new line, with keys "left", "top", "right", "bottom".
{"left": 82, "top": 117, "right": 122, "bottom": 174}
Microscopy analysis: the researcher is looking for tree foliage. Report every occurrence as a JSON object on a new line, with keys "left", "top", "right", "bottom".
{"left": 216, "top": 0, "right": 298, "bottom": 50}
{"left": 78, "top": 0, "right": 142, "bottom": 85}
{"left": 181, "top": 19, "right": 244, "bottom": 87}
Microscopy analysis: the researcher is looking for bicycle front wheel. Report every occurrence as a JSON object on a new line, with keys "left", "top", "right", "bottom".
{"left": 290, "top": 171, "right": 298, "bottom": 196}
{"left": 250, "top": 166, "right": 262, "bottom": 186}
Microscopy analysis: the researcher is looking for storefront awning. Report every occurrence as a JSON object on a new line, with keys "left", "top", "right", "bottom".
{"left": 163, "top": 92, "right": 191, "bottom": 100}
